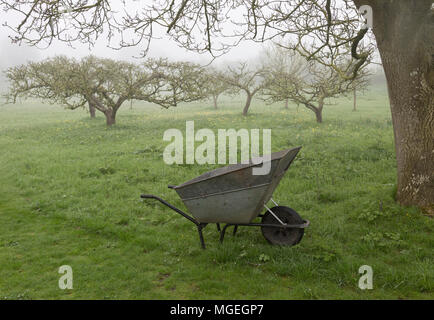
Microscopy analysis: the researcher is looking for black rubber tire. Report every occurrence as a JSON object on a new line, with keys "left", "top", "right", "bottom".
{"left": 261, "top": 206, "right": 305, "bottom": 246}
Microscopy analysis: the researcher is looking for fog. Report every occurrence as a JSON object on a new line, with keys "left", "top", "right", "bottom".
{"left": 0, "top": 21, "right": 266, "bottom": 92}
{"left": 0, "top": 6, "right": 264, "bottom": 64}
{"left": 0, "top": 5, "right": 387, "bottom": 93}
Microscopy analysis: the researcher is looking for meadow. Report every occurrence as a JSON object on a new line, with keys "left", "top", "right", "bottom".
{"left": 0, "top": 88, "right": 432, "bottom": 299}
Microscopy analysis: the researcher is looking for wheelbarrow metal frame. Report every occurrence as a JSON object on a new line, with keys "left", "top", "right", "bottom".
{"left": 140, "top": 194, "right": 310, "bottom": 249}
{"left": 140, "top": 147, "right": 309, "bottom": 249}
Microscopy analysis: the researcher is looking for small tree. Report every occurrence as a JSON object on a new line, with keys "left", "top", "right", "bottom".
{"left": 202, "top": 67, "right": 231, "bottom": 109}
{"left": 222, "top": 62, "right": 268, "bottom": 116}
{"left": 349, "top": 68, "right": 371, "bottom": 112}
{"left": 263, "top": 54, "right": 361, "bottom": 123}
{"left": 6, "top": 56, "right": 206, "bottom": 126}
{"left": 260, "top": 45, "right": 307, "bottom": 110}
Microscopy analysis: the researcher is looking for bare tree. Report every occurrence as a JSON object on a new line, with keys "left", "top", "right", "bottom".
{"left": 5, "top": 55, "right": 90, "bottom": 110}
{"left": 5, "top": 56, "right": 206, "bottom": 125}
{"left": 260, "top": 45, "right": 307, "bottom": 110}
{"left": 222, "top": 62, "right": 268, "bottom": 116}
{"left": 262, "top": 54, "right": 358, "bottom": 123}
{"left": 0, "top": 0, "right": 432, "bottom": 209}
{"left": 202, "top": 67, "right": 231, "bottom": 109}
{"left": 262, "top": 46, "right": 372, "bottom": 120}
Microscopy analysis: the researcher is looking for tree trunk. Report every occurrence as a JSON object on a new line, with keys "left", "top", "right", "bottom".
{"left": 89, "top": 101, "right": 96, "bottom": 118}
{"left": 381, "top": 54, "right": 434, "bottom": 208}
{"left": 285, "top": 98, "right": 289, "bottom": 109}
{"left": 364, "top": 0, "right": 434, "bottom": 208}
{"left": 213, "top": 95, "right": 218, "bottom": 109}
{"left": 315, "top": 108, "right": 323, "bottom": 123}
{"left": 105, "top": 109, "right": 117, "bottom": 126}
{"left": 304, "top": 102, "right": 323, "bottom": 123}
{"left": 315, "top": 98, "right": 325, "bottom": 123}
{"left": 243, "top": 93, "right": 253, "bottom": 116}
{"left": 353, "top": 88, "right": 357, "bottom": 112}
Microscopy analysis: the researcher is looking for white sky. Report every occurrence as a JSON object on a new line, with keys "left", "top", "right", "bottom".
{"left": 0, "top": 4, "right": 265, "bottom": 71}
{"left": 0, "top": 1, "right": 384, "bottom": 86}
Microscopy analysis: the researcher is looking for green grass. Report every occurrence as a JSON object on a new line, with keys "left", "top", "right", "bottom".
{"left": 0, "top": 89, "right": 433, "bottom": 299}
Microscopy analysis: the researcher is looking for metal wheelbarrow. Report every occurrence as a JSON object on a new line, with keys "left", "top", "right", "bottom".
{"left": 140, "top": 147, "right": 309, "bottom": 249}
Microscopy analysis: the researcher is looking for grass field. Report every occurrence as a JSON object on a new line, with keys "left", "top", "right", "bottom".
{"left": 0, "top": 89, "right": 433, "bottom": 299}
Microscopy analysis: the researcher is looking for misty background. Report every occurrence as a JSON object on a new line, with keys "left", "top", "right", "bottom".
{"left": 0, "top": 11, "right": 387, "bottom": 95}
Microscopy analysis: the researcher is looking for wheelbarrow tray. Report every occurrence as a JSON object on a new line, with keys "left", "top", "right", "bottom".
{"left": 171, "top": 147, "right": 301, "bottom": 224}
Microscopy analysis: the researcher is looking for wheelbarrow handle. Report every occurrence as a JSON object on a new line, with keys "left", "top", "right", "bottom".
{"left": 140, "top": 194, "right": 199, "bottom": 226}
{"left": 140, "top": 194, "right": 157, "bottom": 199}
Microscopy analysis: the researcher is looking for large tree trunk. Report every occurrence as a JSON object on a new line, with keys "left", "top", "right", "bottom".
{"left": 104, "top": 109, "right": 117, "bottom": 126}
{"left": 88, "top": 101, "right": 96, "bottom": 118}
{"left": 364, "top": 0, "right": 434, "bottom": 208}
{"left": 243, "top": 93, "right": 253, "bottom": 116}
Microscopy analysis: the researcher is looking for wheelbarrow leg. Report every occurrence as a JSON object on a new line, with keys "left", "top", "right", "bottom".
{"left": 220, "top": 224, "right": 233, "bottom": 243}
{"left": 233, "top": 225, "right": 238, "bottom": 236}
{"left": 197, "top": 223, "right": 207, "bottom": 249}
{"left": 141, "top": 194, "right": 208, "bottom": 249}
{"left": 216, "top": 223, "right": 221, "bottom": 233}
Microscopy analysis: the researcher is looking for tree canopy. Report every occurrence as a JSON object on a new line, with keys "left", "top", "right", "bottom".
{"left": 261, "top": 47, "right": 371, "bottom": 122}
{"left": 201, "top": 67, "right": 233, "bottom": 109}
{"left": 1, "top": 1, "right": 374, "bottom": 75}
{"left": 221, "top": 62, "right": 268, "bottom": 116}
{"left": 6, "top": 55, "right": 207, "bottom": 125}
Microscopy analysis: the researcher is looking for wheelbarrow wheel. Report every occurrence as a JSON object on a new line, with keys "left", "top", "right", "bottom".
{"left": 261, "top": 206, "right": 304, "bottom": 246}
